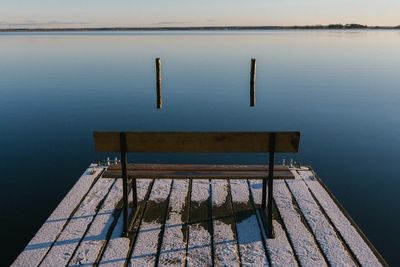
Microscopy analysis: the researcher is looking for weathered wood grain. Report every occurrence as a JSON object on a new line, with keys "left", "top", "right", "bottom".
{"left": 103, "top": 169, "right": 294, "bottom": 180}
{"left": 93, "top": 132, "right": 300, "bottom": 153}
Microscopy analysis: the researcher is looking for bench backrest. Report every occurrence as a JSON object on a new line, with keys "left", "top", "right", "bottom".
{"left": 93, "top": 131, "right": 300, "bottom": 153}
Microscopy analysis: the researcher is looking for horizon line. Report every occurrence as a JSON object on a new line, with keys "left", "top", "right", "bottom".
{"left": 1, "top": 23, "right": 400, "bottom": 32}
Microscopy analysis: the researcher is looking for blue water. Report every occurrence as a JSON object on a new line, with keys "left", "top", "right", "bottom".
{"left": 1, "top": 30, "right": 399, "bottom": 265}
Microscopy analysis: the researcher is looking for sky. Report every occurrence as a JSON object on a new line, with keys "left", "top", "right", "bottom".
{"left": 0, "top": 0, "right": 399, "bottom": 28}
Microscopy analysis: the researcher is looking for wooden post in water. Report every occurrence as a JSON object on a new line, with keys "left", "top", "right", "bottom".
{"left": 250, "top": 58, "right": 256, "bottom": 107}
{"left": 156, "top": 58, "right": 162, "bottom": 109}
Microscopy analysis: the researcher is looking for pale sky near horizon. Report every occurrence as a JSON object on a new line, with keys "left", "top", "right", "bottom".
{"left": 1, "top": 0, "right": 399, "bottom": 28}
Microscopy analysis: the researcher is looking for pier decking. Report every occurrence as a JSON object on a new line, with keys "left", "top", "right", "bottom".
{"left": 13, "top": 164, "right": 387, "bottom": 266}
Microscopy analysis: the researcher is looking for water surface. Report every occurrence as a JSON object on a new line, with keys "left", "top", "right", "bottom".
{"left": 1, "top": 30, "right": 399, "bottom": 265}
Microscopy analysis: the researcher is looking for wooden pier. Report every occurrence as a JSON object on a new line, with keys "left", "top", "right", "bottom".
{"left": 12, "top": 164, "right": 387, "bottom": 266}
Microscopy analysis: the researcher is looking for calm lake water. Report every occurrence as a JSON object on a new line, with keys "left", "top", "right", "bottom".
{"left": 1, "top": 30, "right": 400, "bottom": 265}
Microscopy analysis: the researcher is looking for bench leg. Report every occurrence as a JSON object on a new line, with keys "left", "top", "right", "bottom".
{"left": 120, "top": 133, "right": 129, "bottom": 237}
{"left": 262, "top": 178, "right": 267, "bottom": 210}
{"left": 267, "top": 149, "right": 275, "bottom": 238}
{"left": 261, "top": 134, "right": 275, "bottom": 238}
{"left": 132, "top": 178, "right": 137, "bottom": 208}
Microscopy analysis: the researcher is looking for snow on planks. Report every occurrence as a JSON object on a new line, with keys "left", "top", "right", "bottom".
{"left": 299, "top": 170, "right": 385, "bottom": 267}
{"left": 13, "top": 164, "right": 387, "bottom": 267}
{"left": 40, "top": 175, "right": 115, "bottom": 266}
{"left": 129, "top": 179, "right": 172, "bottom": 266}
{"left": 273, "top": 178, "right": 328, "bottom": 266}
{"left": 158, "top": 179, "right": 190, "bottom": 267}
{"left": 286, "top": 171, "right": 356, "bottom": 266}
{"left": 69, "top": 179, "right": 124, "bottom": 266}
{"left": 248, "top": 180, "right": 298, "bottom": 267}
{"left": 12, "top": 165, "right": 104, "bottom": 267}
{"left": 230, "top": 179, "right": 269, "bottom": 266}
{"left": 186, "top": 179, "right": 213, "bottom": 267}
{"left": 211, "top": 180, "right": 240, "bottom": 267}
{"left": 98, "top": 179, "right": 152, "bottom": 267}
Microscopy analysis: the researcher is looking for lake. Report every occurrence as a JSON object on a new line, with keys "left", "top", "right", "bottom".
{"left": 1, "top": 30, "right": 399, "bottom": 265}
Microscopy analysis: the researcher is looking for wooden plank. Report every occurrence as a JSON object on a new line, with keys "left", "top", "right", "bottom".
{"left": 11, "top": 165, "right": 104, "bottom": 267}
{"left": 158, "top": 179, "right": 190, "bottom": 266}
{"left": 186, "top": 180, "right": 212, "bottom": 267}
{"left": 129, "top": 179, "right": 173, "bottom": 266}
{"left": 108, "top": 163, "right": 291, "bottom": 171}
{"left": 103, "top": 170, "right": 294, "bottom": 180}
{"left": 40, "top": 177, "right": 115, "bottom": 266}
{"left": 299, "top": 170, "right": 385, "bottom": 267}
{"left": 93, "top": 131, "right": 300, "bottom": 153}
{"left": 286, "top": 172, "right": 356, "bottom": 266}
{"left": 211, "top": 180, "right": 240, "bottom": 267}
{"left": 68, "top": 179, "right": 124, "bottom": 266}
{"left": 230, "top": 179, "right": 269, "bottom": 266}
{"left": 97, "top": 179, "right": 152, "bottom": 267}
{"left": 248, "top": 180, "right": 298, "bottom": 267}
{"left": 273, "top": 179, "right": 327, "bottom": 266}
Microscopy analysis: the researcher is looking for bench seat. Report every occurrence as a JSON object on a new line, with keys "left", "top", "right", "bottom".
{"left": 103, "top": 164, "right": 294, "bottom": 179}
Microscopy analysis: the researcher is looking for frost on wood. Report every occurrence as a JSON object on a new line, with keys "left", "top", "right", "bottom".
{"left": 167, "top": 179, "right": 189, "bottom": 213}
{"left": 211, "top": 179, "right": 228, "bottom": 207}
{"left": 236, "top": 215, "right": 269, "bottom": 266}
{"left": 249, "top": 180, "right": 298, "bottom": 267}
{"left": 187, "top": 224, "right": 212, "bottom": 267}
{"left": 274, "top": 180, "right": 327, "bottom": 267}
{"left": 99, "top": 179, "right": 151, "bottom": 267}
{"left": 230, "top": 179, "right": 250, "bottom": 204}
{"left": 158, "top": 180, "right": 189, "bottom": 267}
{"left": 130, "top": 221, "right": 162, "bottom": 266}
{"left": 213, "top": 220, "right": 240, "bottom": 267}
{"left": 267, "top": 220, "right": 299, "bottom": 267}
{"left": 299, "top": 170, "right": 383, "bottom": 267}
{"left": 11, "top": 165, "right": 103, "bottom": 267}
{"left": 69, "top": 179, "right": 124, "bottom": 266}
{"left": 190, "top": 179, "right": 209, "bottom": 202}
{"left": 97, "top": 210, "right": 130, "bottom": 267}
{"left": 148, "top": 179, "right": 172, "bottom": 203}
{"left": 286, "top": 172, "right": 355, "bottom": 266}
{"left": 187, "top": 179, "right": 212, "bottom": 267}
{"left": 130, "top": 179, "right": 172, "bottom": 267}
{"left": 230, "top": 179, "right": 269, "bottom": 266}
{"left": 212, "top": 180, "right": 240, "bottom": 267}
{"left": 40, "top": 177, "right": 115, "bottom": 267}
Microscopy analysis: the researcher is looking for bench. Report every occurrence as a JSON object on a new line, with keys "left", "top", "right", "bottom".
{"left": 93, "top": 131, "right": 300, "bottom": 238}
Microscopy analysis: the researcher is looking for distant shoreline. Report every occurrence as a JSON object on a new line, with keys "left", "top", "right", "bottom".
{"left": 1, "top": 24, "right": 400, "bottom": 32}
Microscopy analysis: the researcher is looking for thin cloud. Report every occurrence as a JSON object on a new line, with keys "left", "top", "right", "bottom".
{"left": 152, "top": 21, "right": 192, "bottom": 26}
{"left": 0, "top": 20, "right": 91, "bottom": 27}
